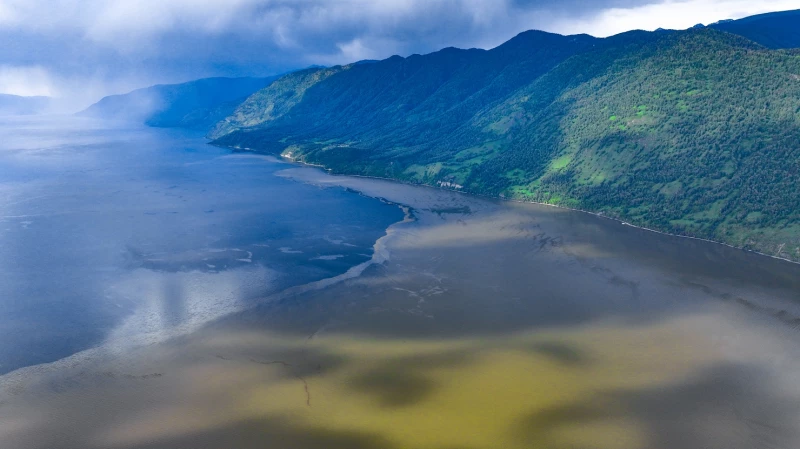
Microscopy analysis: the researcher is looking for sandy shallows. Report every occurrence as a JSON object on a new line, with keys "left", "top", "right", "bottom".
{"left": 2, "top": 165, "right": 800, "bottom": 449}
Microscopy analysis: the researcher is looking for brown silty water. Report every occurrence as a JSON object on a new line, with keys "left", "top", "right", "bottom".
{"left": 2, "top": 164, "right": 800, "bottom": 449}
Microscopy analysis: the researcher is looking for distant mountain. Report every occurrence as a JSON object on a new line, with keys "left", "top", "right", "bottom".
{"left": 710, "top": 9, "right": 800, "bottom": 48}
{"left": 80, "top": 77, "right": 278, "bottom": 130}
{"left": 0, "top": 94, "right": 50, "bottom": 115}
{"left": 210, "top": 14, "right": 800, "bottom": 262}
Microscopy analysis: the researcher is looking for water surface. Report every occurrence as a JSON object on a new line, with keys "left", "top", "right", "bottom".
{"left": 2, "top": 118, "right": 800, "bottom": 449}
{"left": 0, "top": 116, "right": 403, "bottom": 375}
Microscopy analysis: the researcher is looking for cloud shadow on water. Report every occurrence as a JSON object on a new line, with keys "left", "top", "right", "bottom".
{"left": 515, "top": 363, "right": 800, "bottom": 449}
{"left": 115, "top": 417, "right": 399, "bottom": 449}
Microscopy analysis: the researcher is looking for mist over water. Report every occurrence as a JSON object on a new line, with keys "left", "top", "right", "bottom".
{"left": 0, "top": 116, "right": 403, "bottom": 375}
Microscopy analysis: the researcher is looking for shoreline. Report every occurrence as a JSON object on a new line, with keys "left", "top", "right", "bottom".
{"left": 0, "top": 162, "right": 416, "bottom": 398}
{"left": 249, "top": 148, "right": 799, "bottom": 267}
{"left": 6, "top": 140, "right": 800, "bottom": 449}
{"left": 4, "top": 142, "right": 795, "bottom": 400}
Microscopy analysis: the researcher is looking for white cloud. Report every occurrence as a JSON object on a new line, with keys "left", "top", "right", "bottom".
{"left": 84, "top": 0, "right": 261, "bottom": 46}
{"left": 336, "top": 38, "right": 379, "bottom": 63}
{"left": 0, "top": 0, "right": 796, "bottom": 59}
{"left": 547, "top": 0, "right": 800, "bottom": 37}
{"left": 0, "top": 66, "right": 54, "bottom": 97}
{"left": 0, "top": 0, "right": 796, "bottom": 108}
{"left": 0, "top": 2, "right": 16, "bottom": 24}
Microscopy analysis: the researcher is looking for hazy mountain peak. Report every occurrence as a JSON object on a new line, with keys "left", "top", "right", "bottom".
{"left": 79, "top": 77, "right": 277, "bottom": 130}
{"left": 0, "top": 94, "right": 51, "bottom": 116}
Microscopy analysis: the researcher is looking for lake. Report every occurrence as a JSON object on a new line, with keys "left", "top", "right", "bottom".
{"left": 1, "top": 117, "right": 800, "bottom": 449}
{"left": 0, "top": 116, "right": 404, "bottom": 376}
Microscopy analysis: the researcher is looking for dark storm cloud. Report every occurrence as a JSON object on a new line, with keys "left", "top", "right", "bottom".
{"left": 0, "top": 0, "right": 795, "bottom": 109}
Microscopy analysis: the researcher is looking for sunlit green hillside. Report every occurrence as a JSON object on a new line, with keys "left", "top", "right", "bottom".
{"left": 212, "top": 24, "right": 800, "bottom": 261}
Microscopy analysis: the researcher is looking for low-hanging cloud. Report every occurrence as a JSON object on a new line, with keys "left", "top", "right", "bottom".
{"left": 0, "top": 65, "right": 53, "bottom": 97}
{"left": 0, "top": 0, "right": 796, "bottom": 110}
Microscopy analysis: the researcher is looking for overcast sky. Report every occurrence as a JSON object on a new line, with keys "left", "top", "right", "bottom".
{"left": 0, "top": 0, "right": 797, "bottom": 110}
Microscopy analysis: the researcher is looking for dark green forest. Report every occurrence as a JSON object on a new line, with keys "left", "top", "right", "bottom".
{"left": 211, "top": 11, "right": 800, "bottom": 262}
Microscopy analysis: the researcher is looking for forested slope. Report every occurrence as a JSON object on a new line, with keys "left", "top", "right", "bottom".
{"left": 471, "top": 30, "right": 800, "bottom": 259}
{"left": 209, "top": 31, "right": 598, "bottom": 141}
{"left": 212, "top": 26, "right": 800, "bottom": 261}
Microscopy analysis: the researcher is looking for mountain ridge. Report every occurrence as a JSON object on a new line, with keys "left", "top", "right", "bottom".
{"left": 209, "top": 30, "right": 600, "bottom": 141}
{"left": 709, "top": 8, "right": 800, "bottom": 48}
{"left": 210, "top": 11, "right": 800, "bottom": 261}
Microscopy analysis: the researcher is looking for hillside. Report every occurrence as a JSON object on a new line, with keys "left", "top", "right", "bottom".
{"left": 211, "top": 27, "right": 800, "bottom": 262}
{"left": 80, "top": 77, "right": 276, "bottom": 130}
{"left": 208, "top": 31, "right": 598, "bottom": 140}
{"left": 469, "top": 30, "right": 800, "bottom": 260}
{"left": 710, "top": 9, "right": 800, "bottom": 49}
{"left": 209, "top": 67, "right": 350, "bottom": 138}
{"left": 0, "top": 94, "right": 50, "bottom": 115}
